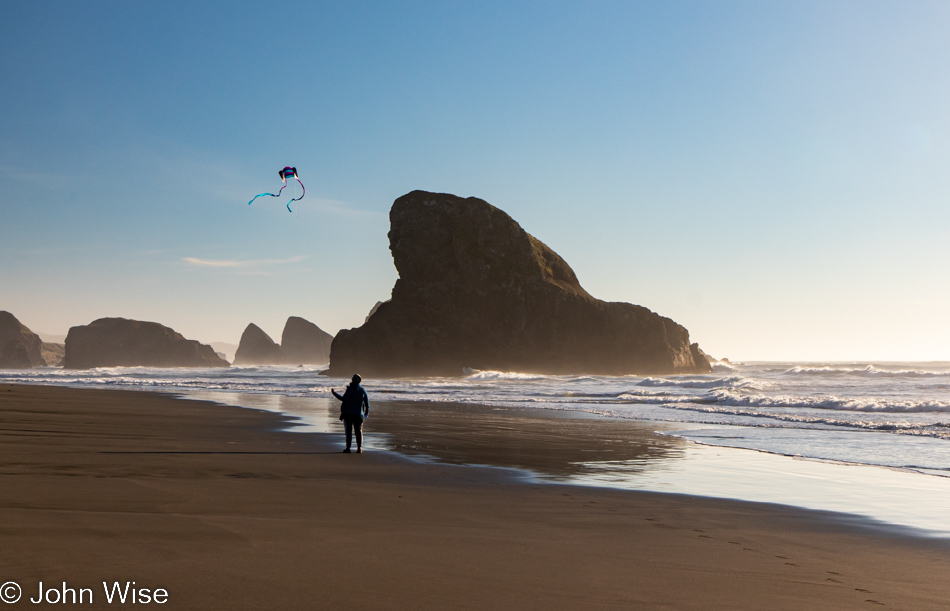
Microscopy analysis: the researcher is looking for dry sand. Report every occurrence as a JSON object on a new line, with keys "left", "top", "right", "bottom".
{"left": 1, "top": 383, "right": 949, "bottom": 609}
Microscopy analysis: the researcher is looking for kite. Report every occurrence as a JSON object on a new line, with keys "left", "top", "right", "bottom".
{"left": 248, "top": 166, "right": 305, "bottom": 212}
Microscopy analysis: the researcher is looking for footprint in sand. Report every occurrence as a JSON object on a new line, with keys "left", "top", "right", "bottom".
{"left": 827, "top": 571, "right": 842, "bottom": 576}
{"left": 775, "top": 555, "right": 789, "bottom": 559}
{"left": 728, "top": 541, "right": 741, "bottom": 545}
{"left": 784, "top": 562, "right": 799, "bottom": 567}
{"left": 826, "top": 578, "right": 843, "bottom": 584}
{"left": 855, "top": 588, "right": 872, "bottom": 593}
{"left": 698, "top": 535, "right": 712, "bottom": 539}
{"left": 865, "top": 600, "right": 884, "bottom": 606}
{"left": 693, "top": 529, "right": 705, "bottom": 533}
{"left": 743, "top": 548, "right": 758, "bottom": 552}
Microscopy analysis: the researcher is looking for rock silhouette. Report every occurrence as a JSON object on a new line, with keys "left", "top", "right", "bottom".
{"left": 328, "top": 191, "right": 711, "bottom": 377}
{"left": 0, "top": 311, "right": 45, "bottom": 368}
{"left": 64, "top": 318, "right": 228, "bottom": 369}
{"left": 281, "top": 316, "right": 333, "bottom": 364}
{"left": 364, "top": 301, "right": 386, "bottom": 323}
{"left": 233, "top": 323, "right": 285, "bottom": 365}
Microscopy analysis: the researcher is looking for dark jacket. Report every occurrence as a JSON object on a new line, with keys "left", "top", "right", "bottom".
{"left": 332, "top": 384, "right": 369, "bottom": 420}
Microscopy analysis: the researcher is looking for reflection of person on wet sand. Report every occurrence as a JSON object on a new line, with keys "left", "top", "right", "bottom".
{"left": 331, "top": 374, "right": 370, "bottom": 453}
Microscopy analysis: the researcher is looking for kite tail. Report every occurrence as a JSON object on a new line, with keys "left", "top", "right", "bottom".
{"left": 248, "top": 184, "right": 287, "bottom": 206}
{"left": 285, "top": 176, "right": 306, "bottom": 212}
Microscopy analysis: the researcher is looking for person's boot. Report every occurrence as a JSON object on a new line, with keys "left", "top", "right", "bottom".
{"left": 356, "top": 447, "right": 363, "bottom": 453}
{"left": 342, "top": 448, "right": 351, "bottom": 453}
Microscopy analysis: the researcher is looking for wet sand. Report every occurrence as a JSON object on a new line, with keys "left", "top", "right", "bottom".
{"left": 2, "top": 383, "right": 949, "bottom": 609}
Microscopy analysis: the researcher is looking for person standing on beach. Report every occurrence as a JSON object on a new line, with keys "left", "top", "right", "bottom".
{"left": 331, "top": 374, "right": 370, "bottom": 453}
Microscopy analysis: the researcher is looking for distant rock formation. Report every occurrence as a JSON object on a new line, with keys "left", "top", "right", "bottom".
{"left": 64, "top": 318, "right": 228, "bottom": 369}
{"left": 210, "top": 342, "right": 238, "bottom": 363}
{"left": 328, "top": 191, "right": 712, "bottom": 377}
{"left": 40, "top": 342, "right": 65, "bottom": 367}
{"left": 281, "top": 316, "right": 333, "bottom": 364}
{"left": 233, "top": 323, "right": 285, "bottom": 365}
{"left": 0, "top": 311, "right": 44, "bottom": 368}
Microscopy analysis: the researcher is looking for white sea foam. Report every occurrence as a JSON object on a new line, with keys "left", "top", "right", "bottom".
{"left": 656, "top": 403, "right": 950, "bottom": 438}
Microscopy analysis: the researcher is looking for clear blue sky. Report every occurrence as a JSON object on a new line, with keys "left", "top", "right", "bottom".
{"left": 2, "top": 1, "right": 949, "bottom": 361}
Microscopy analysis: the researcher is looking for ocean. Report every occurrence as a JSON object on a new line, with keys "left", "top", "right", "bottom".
{"left": 5, "top": 361, "right": 950, "bottom": 534}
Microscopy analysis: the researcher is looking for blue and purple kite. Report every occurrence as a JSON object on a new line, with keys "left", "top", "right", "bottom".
{"left": 248, "top": 166, "right": 305, "bottom": 212}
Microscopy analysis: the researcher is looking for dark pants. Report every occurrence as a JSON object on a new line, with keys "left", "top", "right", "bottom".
{"left": 343, "top": 415, "right": 363, "bottom": 449}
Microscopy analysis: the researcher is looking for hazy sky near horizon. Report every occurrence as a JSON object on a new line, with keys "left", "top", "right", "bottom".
{"left": 2, "top": 1, "right": 949, "bottom": 361}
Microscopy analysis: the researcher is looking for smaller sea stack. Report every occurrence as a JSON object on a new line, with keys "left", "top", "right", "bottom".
{"left": 280, "top": 316, "right": 333, "bottom": 365}
{"left": 64, "top": 318, "right": 229, "bottom": 369}
{"left": 233, "top": 323, "right": 285, "bottom": 365}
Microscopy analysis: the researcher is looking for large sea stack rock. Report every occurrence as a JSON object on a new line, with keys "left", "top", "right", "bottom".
{"left": 328, "top": 191, "right": 712, "bottom": 377}
{"left": 233, "top": 323, "right": 285, "bottom": 365}
{"left": 64, "top": 318, "right": 229, "bottom": 369}
{"left": 0, "top": 311, "right": 44, "bottom": 368}
{"left": 281, "top": 316, "right": 333, "bottom": 364}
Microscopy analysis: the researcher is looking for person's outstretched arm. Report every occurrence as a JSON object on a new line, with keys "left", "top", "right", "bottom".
{"left": 331, "top": 389, "right": 344, "bottom": 401}
{"left": 362, "top": 389, "right": 370, "bottom": 415}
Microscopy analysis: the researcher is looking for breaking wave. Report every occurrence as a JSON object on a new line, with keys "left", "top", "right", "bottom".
{"left": 784, "top": 365, "right": 950, "bottom": 378}
{"left": 637, "top": 376, "right": 771, "bottom": 390}
{"left": 462, "top": 370, "right": 552, "bottom": 382}
{"left": 705, "top": 389, "right": 950, "bottom": 413}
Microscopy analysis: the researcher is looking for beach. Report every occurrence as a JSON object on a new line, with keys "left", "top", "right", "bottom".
{"left": 2, "top": 383, "right": 949, "bottom": 609}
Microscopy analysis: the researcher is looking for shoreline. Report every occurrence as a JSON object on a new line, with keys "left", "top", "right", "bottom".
{"left": 4, "top": 377, "right": 950, "bottom": 537}
{"left": 3, "top": 383, "right": 950, "bottom": 609}
{"left": 179, "top": 387, "right": 950, "bottom": 538}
